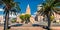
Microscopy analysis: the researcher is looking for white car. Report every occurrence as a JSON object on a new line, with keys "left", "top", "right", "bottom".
{"left": 9, "top": 23, "right": 23, "bottom": 27}
{"left": 32, "top": 21, "right": 48, "bottom": 26}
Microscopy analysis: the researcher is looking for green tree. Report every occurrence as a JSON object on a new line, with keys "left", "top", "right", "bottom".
{"left": 20, "top": 14, "right": 31, "bottom": 24}
{"left": 20, "top": 15, "right": 25, "bottom": 23}
{"left": 38, "top": 0, "right": 60, "bottom": 30}
{"left": 0, "top": 0, "right": 20, "bottom": 30}
{"left": 25, "top": 14, "right": 31, "bottom": 24}
{"left": 50, "top": 16, "right": 55, "bottom": 21}
{"left": 11, "top": 18, "right": 16, "bottom": 23}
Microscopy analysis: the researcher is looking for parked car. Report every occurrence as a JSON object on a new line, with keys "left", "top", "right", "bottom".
{"left": 32, "top": 21, "right": 48, "bottom": 29}
{"left": 32, "top": 21, "right": 48, "bottom": 27}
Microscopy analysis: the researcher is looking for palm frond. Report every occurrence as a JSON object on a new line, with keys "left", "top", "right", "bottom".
{"left": 46, "top": 0, "right": 50, "bottom": 3}
{"left": 10, "top": 9, "right": 18, "bottom": 15}
{"left": 50, "top": 10, "right": 54, "bottom": 15}
{"left": 10, "top": 2, "right": 21, "bottom": 10}
{"left": 15, "top": 4, "right": 21, "bottom": 10}
{"left": 0, "top": 0, "right": 3, "bottom": 5}
{"left": 54, "top": 2, "right": 60, "bottom": 7}
{"left": 37, "top": 7, "right": 45, "bottom": 16}
{"left": 42, "top": 3, "right": 46, "bottom": 7}
{"left": 53, "top": 7, "right": 60, "bottom": 14}
{"left": 55, "top": 0, "right": 60, "bottom": 3}
{"left": 15, "top": 2, "right": 20, "bottom": 4}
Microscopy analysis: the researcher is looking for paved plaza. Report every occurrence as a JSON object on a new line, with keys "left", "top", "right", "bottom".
{"left": 0, "top": 26, "right": 60, "bottom": 30}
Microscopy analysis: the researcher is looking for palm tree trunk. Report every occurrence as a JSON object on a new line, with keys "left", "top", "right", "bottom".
{"left": 4, "top": 11, "right": 9, "bottom": 30}
{"left": 46, "top": 14, "right": 51, "bottom": 30}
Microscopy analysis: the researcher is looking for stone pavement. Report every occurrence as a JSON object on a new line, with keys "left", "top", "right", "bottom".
{"left": 0, "top": 27, "right": 3, "bottom": 30}
{"left": 11, "top": 27, "right": 44, "bottom": 30}
{"left": 0, "top": 26, "right": 60, "bottom": 30}
{"left": 0, "top": 27, "right": 44, "bottom": 30}
{"left": 51, "top": 26, "right": 60, "bottom": 30}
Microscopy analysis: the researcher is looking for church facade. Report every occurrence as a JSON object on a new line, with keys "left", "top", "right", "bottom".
{"left": 16, "top": 4, "right": 36, "bottom": 24}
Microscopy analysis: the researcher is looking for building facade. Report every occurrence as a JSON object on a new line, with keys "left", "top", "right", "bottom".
{"left": 16, "top": 4, "right": 35, "bottom": 24}
{"left": 37, "top": 4, "right": 60, "bottom": 22}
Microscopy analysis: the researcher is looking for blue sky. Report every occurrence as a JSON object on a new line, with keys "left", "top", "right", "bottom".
{"left": 0, "top": 0, "right": 44, "bottom": 15}
{"left": 17, "top": 0, "right": 44, "bottom": 15}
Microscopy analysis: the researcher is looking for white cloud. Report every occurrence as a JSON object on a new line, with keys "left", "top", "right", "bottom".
{"left": 31, "top": 15, "right": 36, "bottom": 17}
{"left": 38, "top": 4, "right": 42, "bottom": 7}
{"left": 34, "top": 12, "right": 37, "bottom": 14}
{"left": 0, "top": 9, "right": 4, "bottom": 11}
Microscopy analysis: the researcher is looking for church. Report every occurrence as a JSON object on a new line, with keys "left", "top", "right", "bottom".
{"left": 16, "top": 4, "right": 36, "bottom": 24}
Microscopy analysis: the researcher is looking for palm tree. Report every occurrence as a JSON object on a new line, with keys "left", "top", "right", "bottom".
{"left": 0, "top": 0, "right": 20, "bottom": 30}
{"left": 38, "top": 0, "right": 60, "bottom": 30}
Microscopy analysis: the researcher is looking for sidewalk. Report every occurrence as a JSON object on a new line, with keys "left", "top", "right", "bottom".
{"left": 0, "top": 26, "right": 60, "bottom": 30}
{"left": 10, "top": 26, "right": 60, "bottom": 30}
{"left": 51, "top": 26, "right": 60, "bottom": 30}
{"left": 0, "top": 27, "right": 44, "bottom": 30}
{"left": 0, "top": 27, "right": 3, "bottom": 30}
{"left": 11, "top": 27, "right": 44, "bottom": 30}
